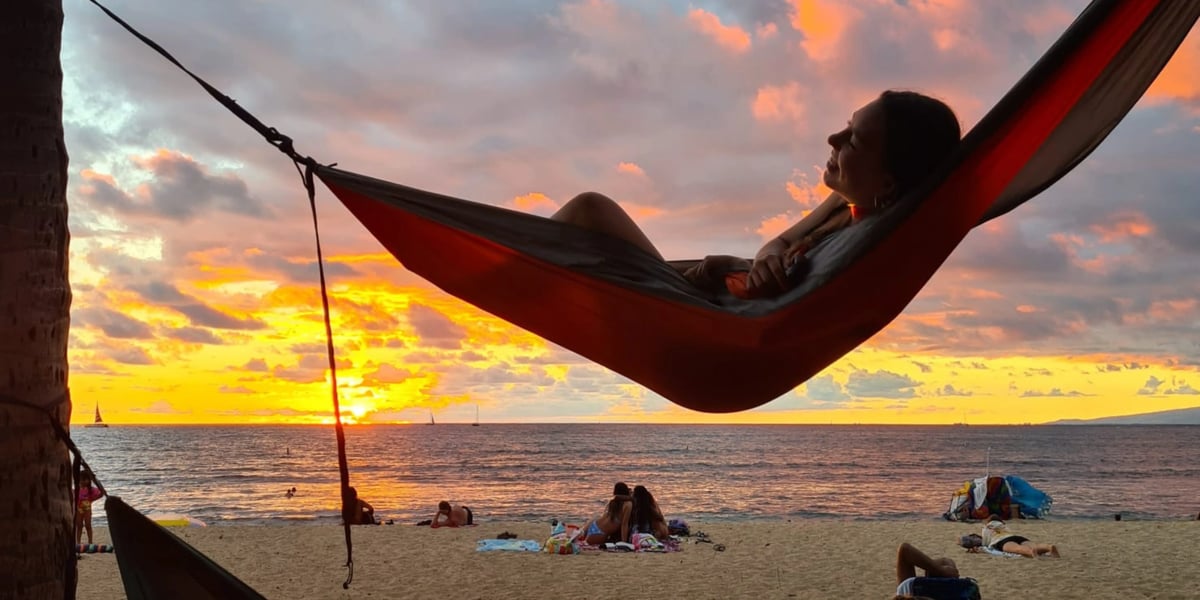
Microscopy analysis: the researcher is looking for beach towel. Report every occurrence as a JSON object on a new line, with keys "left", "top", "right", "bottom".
{"left": 475, "top": 539, "right": 541, "bottom": 552}
{"left": 979, "top": 546, "right": 1024, "bottom": 559}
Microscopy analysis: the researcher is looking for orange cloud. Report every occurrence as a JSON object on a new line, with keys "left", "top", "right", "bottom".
{"left": 687, "top": 9, "right": 752, "bottom": 54}
{"left": 1089, "top": 212, "right": 1155, "bottom": 242}
{"left": 616, "top": 162, "right": 645, "bottom": 176}
{"left": 755, "top": 213, "right": 793, "bottom": 240}
{"left": 789, "top": 0, "right": 859, "bottom": 62}
{"left": 512, "top": 192, "right": 558, "bottom": 212}
{"left": 752, "top": 82, "right": 805, "bottom": 123}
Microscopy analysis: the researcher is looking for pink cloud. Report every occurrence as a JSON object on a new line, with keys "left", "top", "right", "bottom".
{"left": 752, "top": 82, "right": 805, "bottom": 123}
{"left": 756, "top": 23, "right": 778, "bottom": 40}
{"left": 687, "top": 9, "right": 752, "bottom": 54}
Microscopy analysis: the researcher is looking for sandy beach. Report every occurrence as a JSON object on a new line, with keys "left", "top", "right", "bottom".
{"left": 75, "top": 519, "right": 1198, "bottom": 599}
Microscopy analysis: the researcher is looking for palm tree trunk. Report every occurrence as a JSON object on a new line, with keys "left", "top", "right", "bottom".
{"left": 0, "top": 1, "right": 75, "bottom": 598}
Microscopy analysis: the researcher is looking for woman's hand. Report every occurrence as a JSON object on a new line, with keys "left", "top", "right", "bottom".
{"left": 682, "top": 255, "right": 751, "bottom": 291}
{"left": 746, "top": 253, "right": 789, "bottom": 295}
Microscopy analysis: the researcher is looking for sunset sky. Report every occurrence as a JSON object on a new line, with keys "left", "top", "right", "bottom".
{"left": 62, "top": 0, "right": 1200, "bottom": 425}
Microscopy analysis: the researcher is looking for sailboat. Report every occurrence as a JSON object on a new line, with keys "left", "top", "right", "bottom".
{"left": 84, "top": 403, "right": 109, "bottom": 428}
{"left": 472, "top": 404, "right": 480, "bottom": 427}
{"left": 426, "top": 411, "right": 435, "bottom": 426}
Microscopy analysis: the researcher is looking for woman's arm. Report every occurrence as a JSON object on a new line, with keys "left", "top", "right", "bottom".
{"left": 769, "top": 193, "right": 845, "bottom": 248}
{"left": 619, "top": 503, "right": 632, "bottom": 543}
{"left": 747, "top": 193, "right": 845, "bottom": 293}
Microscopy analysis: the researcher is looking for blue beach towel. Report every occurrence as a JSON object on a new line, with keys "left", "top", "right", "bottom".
{"left": 475, "top": 539, "right": 541, "bottom": 552}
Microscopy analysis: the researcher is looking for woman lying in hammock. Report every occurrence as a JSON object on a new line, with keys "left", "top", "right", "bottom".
{"left": 551, "top": 90, "right": 961, "bottom": 299}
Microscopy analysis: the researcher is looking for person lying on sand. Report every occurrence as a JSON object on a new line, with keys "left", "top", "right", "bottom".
{"left": 431, "top": 501, "right": 473, "bottom": 528}
{"left": 982, "top": 515, "right": 1060, "bottom": 558}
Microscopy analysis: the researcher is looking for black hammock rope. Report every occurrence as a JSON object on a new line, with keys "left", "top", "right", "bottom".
{"left": 53, "top": 0, "right": 362, "bottom": 589}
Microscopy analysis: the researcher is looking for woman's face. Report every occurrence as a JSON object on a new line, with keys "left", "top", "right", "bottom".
{"left": 823, "top": 98, "right": 894, "bottom": 213}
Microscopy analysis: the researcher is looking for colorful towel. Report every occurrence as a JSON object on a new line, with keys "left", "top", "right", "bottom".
{"left": 475, "top": 539, "right": 541, "bottom": 552}
{"left": 980, "top": 546, "right": 1023, "bottom": 558}
{"left": 577, "top": 536, "right": 683, "bottom": 554}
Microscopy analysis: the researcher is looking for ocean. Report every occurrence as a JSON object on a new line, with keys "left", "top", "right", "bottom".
{"left": 72, "top": 424, "right": 1198, "bottom": 526}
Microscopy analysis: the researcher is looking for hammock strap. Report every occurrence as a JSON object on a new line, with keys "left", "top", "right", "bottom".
{"left": 85, "top": 0, "right": 309, "bottom": 166}
{"left": 86, "top": 0, "right": 356, "bottom": 587}
{"left": 298, "top": 161, "right": 356, "bottom": 588}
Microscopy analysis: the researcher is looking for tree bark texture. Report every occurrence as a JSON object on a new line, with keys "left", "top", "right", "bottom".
{"left": 0, "top": 0, "right": 75, "bottom": 598}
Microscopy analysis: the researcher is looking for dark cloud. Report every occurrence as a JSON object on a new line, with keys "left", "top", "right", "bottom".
{"left": 164, "top": 326, "right": 223, "bottom": 345}
{"left": 1020, "top": 388, "right": 1090, "bottom": 398}
{"left": 802, "top": 375, "right": 850, "bottom": 403}
{"left": 362, "top": 364, "right": 413, "bottom": 386}
{"left": 106, "top": 346, "right": 157, "bottom": 366}
{"left": 174, "top": 304, "right": 266, "bottom": 330}
{"left": 846, "top": 369, "right": 920, "bottom": 399}
{"left": 129, "top": 400, "right": 187, "bottom": 414}
{"left": 243, "top": 358, "right": 269, "bottom": 372}
{"left": 73, "top": 307, "right": 155, "bottom": 340}
{"left": 407, "top": 304, "right": 467, "bottom": 349}
{"left": 80, "top": 151, "right": 271, "bottom": 222}
{"left": 935, "top": 384, "right": 973, "bottom": 397}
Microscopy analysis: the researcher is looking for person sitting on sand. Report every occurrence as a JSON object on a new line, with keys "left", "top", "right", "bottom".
{"left": 579, "top": 494, "right": 633, "bottom": 545}
{"left": 893, "top": 542, "right": 966, "bottom": 599}
{"left": 630, "top": 485, "right": 670, "bottom": 540}
{"left": 431, "top": 501, "right": 474, "bottom": 528}
{"left": 982, "top": 515, "right": 1060, "bottom": 558}
{"left": 343, "top": 486, "right": 376, "bottom": 525}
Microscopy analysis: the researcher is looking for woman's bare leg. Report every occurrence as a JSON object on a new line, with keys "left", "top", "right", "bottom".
{"left": 1001, "top": 540, "right": 1037, "bottom": 557}
{"left": 551, "top": 192, "right": 664, "bottom": 260}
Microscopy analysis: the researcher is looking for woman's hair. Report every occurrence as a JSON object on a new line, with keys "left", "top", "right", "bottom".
{"left": 630, "top": 485, "right": 662, "bottom": 532}
{"left": 602, "top": 495, "right": 628, "bottom": 521}
{"left": 877, "top": 90, "right": 961, "bottom": 199}
{"left": 613, "top": 482, "right": 631, "bottom": 496}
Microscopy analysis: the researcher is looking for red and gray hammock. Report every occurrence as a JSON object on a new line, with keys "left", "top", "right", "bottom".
{"left": 80, "top": 0, "right": 1199, "bottom": 596}
{"left": 95, "top": 0, "right": 1199, "bottom": 414}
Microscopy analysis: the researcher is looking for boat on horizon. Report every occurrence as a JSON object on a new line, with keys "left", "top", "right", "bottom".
{"left": 472, "top": 404, "right": 480, "bottom": 427}
{"left": 84, "top": 403, "right": 109, "bottom": 428}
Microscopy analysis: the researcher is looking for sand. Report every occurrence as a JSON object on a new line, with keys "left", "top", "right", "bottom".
{"left": 75, "top": 519, "right": 1198, "bottom": 599}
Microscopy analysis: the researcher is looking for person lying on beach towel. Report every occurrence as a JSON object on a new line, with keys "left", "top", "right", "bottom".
{"left": 431, "top": 501, "right": 474, "bottom": 527}
{"left": 982, "top": 515, "right": 1060, "bottom": 558}
{"left": 893, "top": 542, "right": 980, "bottom": 600}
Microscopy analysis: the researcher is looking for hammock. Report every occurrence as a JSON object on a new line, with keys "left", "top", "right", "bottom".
{"left": 105, "top": 497, "right": 266, "bottom": 600}
{"left": 316, "top": 0, "right": 1199, "bottom": 413}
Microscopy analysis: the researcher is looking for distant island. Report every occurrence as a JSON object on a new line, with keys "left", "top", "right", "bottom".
{"left": 1050, "top": 406, "right": 1200, "bottom": 425}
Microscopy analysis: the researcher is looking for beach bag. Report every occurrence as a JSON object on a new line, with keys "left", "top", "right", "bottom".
{"left": 668, "top": 518, "right": 690, "bottom": 536}
{"left": 958, "top": 533, "right": 984, "bottom": 549}
{"left": 909, "top": 577, "right": 981, "bottom": 600}
{"left": 543, "top": 536, "right": 579, "bottom": 555}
